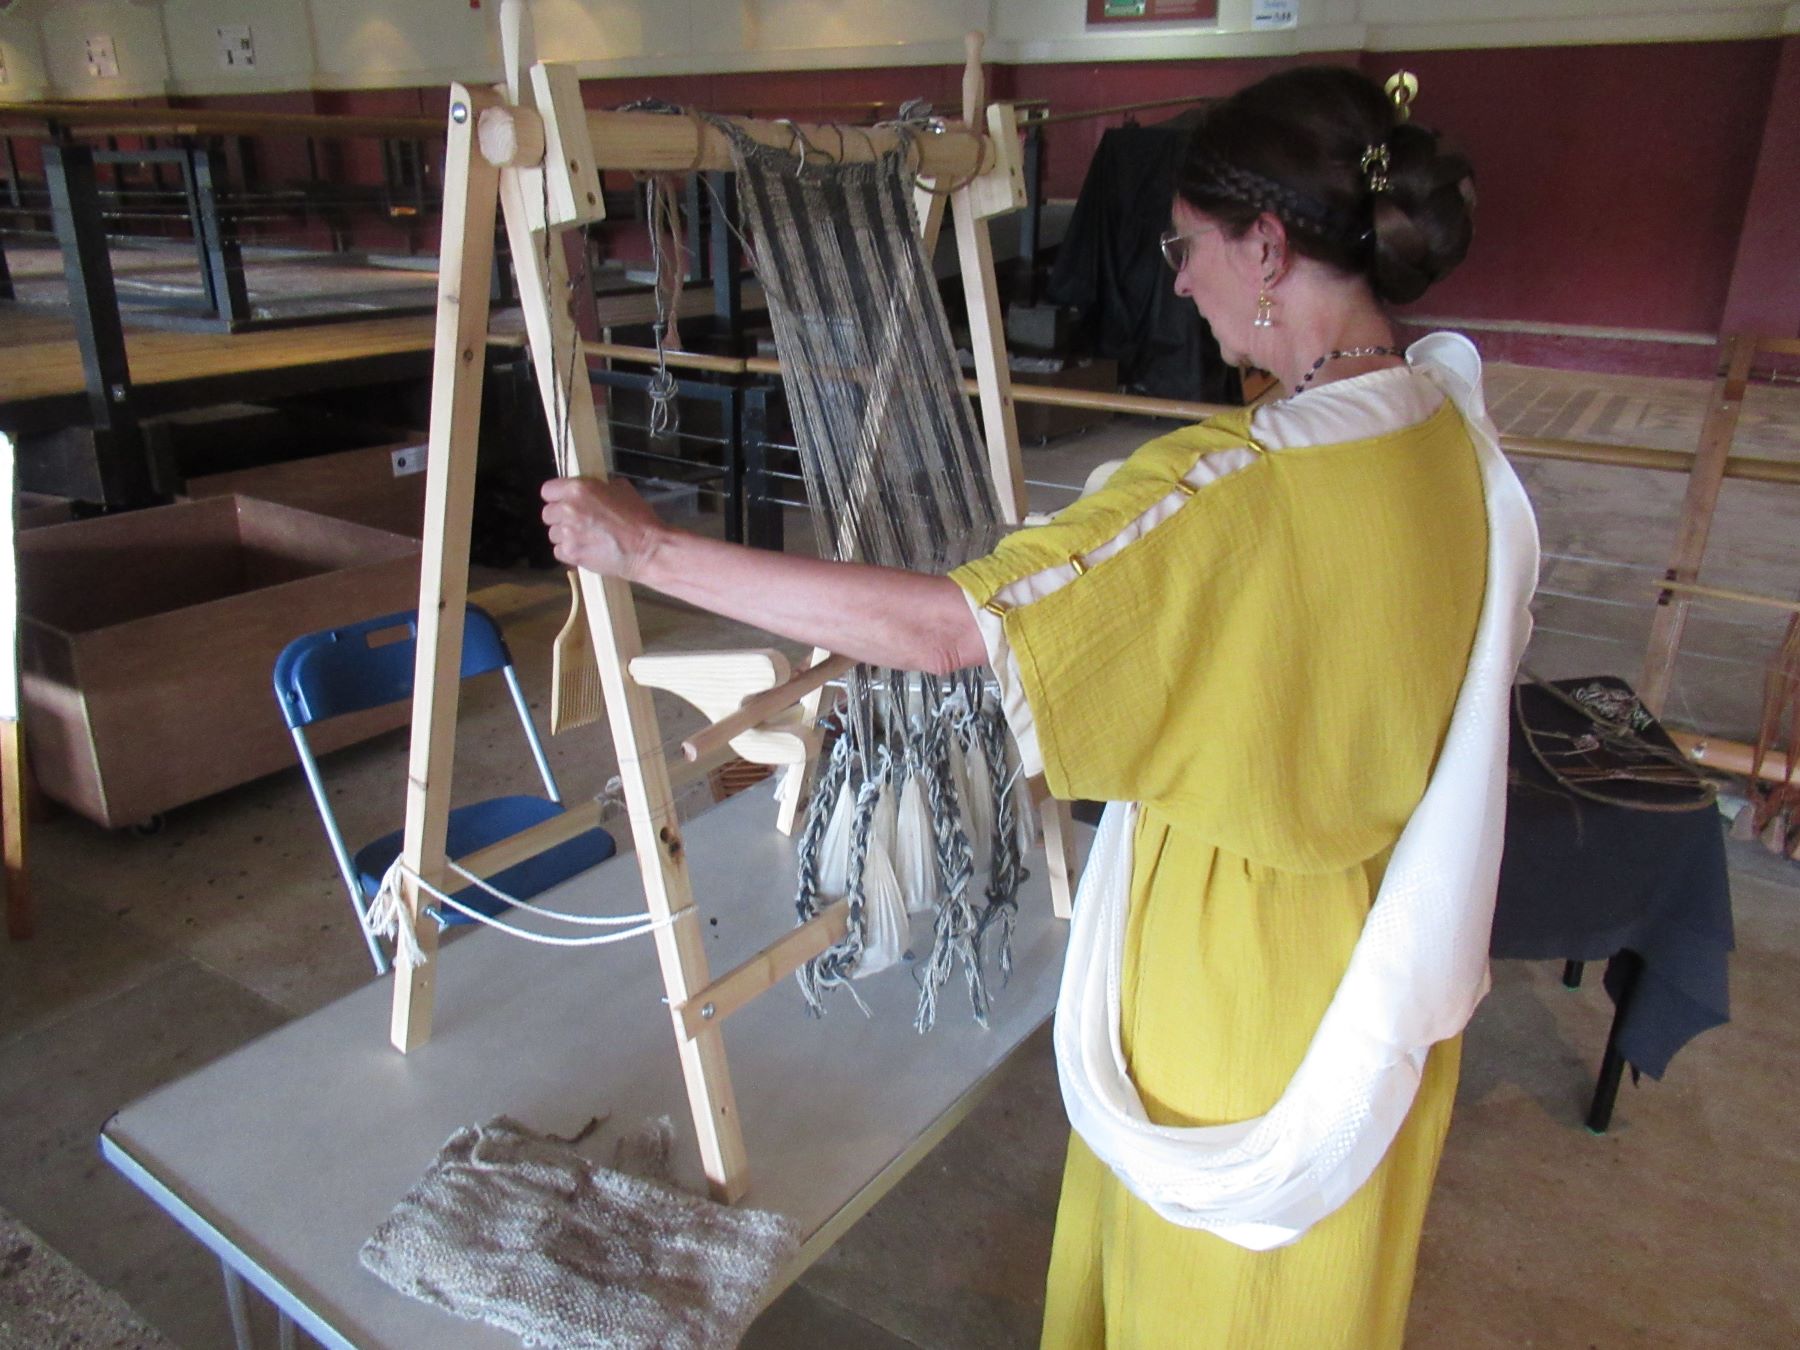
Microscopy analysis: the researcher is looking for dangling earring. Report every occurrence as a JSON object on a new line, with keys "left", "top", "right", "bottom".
{"left": 1253, "top": 285, "right": 1275, "bottom": 329}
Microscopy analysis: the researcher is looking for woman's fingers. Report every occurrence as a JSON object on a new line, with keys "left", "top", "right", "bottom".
{"left": 537, "top": 475, "right": 664, "bottom": 579}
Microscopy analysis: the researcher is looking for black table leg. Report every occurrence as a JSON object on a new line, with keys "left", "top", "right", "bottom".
{"left": 1562, "top": 960, "right": 1584, "bottom": 990}
{"left": 1586, "top": 949, "right": 1643, "bottom": 1135}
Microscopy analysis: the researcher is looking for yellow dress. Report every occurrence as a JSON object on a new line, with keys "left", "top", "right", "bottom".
{"left": 951, "top": 391, "right": 1488, "bottom": 1349}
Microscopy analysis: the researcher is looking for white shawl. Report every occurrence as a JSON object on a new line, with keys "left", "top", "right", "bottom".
{"left": 1053, "top": 333, "right": 1540, "bottom": 1250}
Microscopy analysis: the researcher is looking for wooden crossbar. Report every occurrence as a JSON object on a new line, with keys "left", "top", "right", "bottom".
{"left": 477, "top": 105, "right": 992, "bottom": 180}
{"left": 681, "top": 654, "right": 855, "bottom": 764}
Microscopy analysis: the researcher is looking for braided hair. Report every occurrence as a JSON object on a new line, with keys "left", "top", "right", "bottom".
{"left": 1175, "top": 67, "right": 1475, "bottom": 304}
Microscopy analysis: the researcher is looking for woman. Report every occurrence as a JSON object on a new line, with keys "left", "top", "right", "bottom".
{"left": 543, "top": 67, "right": 1535, "bottom": 1349}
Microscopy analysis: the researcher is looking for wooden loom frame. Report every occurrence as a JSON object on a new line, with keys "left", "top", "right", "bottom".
{"left": 390, "top": 1, "right": 1076, "bottom": 1203}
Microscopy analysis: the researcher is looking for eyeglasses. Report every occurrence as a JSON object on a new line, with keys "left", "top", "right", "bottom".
{"left": 1159, "top": 224, "right": 1219, "bottom": 271}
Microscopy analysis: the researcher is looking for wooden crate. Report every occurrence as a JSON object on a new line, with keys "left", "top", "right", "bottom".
{"left": 18, "top": 495, "right": 421, "bottom": 829}
{"left": 183, "top": 441, "right": 429, "bottom": 538}
{"left": 1013, "top": 357, "right": 1119, "bottom": 445}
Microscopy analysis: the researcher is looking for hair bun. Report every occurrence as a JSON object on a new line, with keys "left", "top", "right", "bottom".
{"left": 1368, "top": 123, "right": 1475, "bottom": 304}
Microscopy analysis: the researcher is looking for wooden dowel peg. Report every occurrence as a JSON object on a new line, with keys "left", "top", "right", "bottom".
{"left": 479, "top": 106, "right": 545, "bottom": 168}
{"left": 680, "top": 654, "right": 855, "bottom": 764}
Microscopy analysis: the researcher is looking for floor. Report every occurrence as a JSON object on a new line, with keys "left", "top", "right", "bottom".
{"left": 2, "top": 353, "right": 1798, "bottom": 1348}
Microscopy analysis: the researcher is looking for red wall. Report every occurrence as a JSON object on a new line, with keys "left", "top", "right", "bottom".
{"left": 1721, "top": 35, "right": 1800, "bottom": 338}
{"left": 1005, "top": 54, "right": 1347, "bottom": 199}
{"left": 1365, "top": 42, "right": 1779, "bottom": 336}
{"left": 1007, "top": 42, "right": 1780, "bottom": 339}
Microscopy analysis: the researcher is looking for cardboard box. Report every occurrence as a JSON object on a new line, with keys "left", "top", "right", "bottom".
{"left": 19, "top": 496, "right": 421, "bottom": 829}
{"left": 1012, "top": 357, "right": 1119, "bottom": 445}
{"left": 183, "top": 441, "right": 429, "bottom": 538}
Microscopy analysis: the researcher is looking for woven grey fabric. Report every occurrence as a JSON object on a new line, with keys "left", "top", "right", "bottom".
{"left": 716, "top": 123, "right": 1024, "bottom": 1027}
{"left": 360, "top": 1117, "right": 798, "bottom": 1349}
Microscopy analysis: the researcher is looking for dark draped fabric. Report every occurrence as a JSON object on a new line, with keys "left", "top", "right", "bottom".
{"left": 1493, "top": 678, "right": 1734, "bottom": 1079}
{"left": 1046, "top": 119, "right": 1242, "bottom": 405}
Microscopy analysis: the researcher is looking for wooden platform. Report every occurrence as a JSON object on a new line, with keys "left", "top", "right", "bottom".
{"left": 0, "top": 275, "right": 762, "bottom": 434}
{"left": 0, "top": 312, "right": 442, "bottom": 431}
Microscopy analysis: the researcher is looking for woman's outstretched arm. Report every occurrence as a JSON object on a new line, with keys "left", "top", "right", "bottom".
{"left": 541, "top": 475, "right": 988, "bottom": 676}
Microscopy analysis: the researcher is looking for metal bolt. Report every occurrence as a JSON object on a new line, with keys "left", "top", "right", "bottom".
{"left": 701, "top": 1002, "right": 716, "bottom": 1020}
{"left": 451, "top": 102, "right": 469, "bottom": 125}
{"left": 110, "top": 383, "right": 127, "bottom": 402}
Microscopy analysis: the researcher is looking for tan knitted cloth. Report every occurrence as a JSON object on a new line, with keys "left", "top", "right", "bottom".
{"left": 360, "top": 1117, "right": 798, "bottom": 1349}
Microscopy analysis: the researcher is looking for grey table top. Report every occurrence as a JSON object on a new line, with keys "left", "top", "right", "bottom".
{"left": 103, "top": 782, "right": 1078, "bottom": 1349}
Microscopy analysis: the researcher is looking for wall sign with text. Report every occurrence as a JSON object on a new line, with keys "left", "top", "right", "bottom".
{"left": 1087, "top": 0, "right": 1219, "bottom": 26}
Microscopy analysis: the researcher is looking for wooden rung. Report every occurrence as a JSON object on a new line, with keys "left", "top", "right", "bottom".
{"left": 673, "top": 900, "right": 850, "bottom": 1039}
{"left": 681, "top": 653, "right": 855, "bottom": 764}
{"left": 455, "top": 801, "right": 605, "bottom": 879}
{"left": 1654, "top": 580, "right": 1800, "bottom": 614}
{"left": 631, "top": 650, "right": 814, "bottom": 766}
{"left": 1668, "top": 731, "right": 1798, "bottom": 786}
{"left": 454, "top": 740, "right": 746, "bottom": 881}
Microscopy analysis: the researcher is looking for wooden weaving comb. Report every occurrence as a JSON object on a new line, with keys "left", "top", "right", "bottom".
{"left": 550, "top": 570, "right": 604, "bottom": 734}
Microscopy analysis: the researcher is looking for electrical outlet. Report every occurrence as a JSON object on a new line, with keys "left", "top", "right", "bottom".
{"left": 216, "top": 24, "right": 254, "bottom": 71}
{"left": 85, "top": 34, "right": 118, "bottom": 80}
{"left": 390, "top": 445, "right": 428, "bottom": 478}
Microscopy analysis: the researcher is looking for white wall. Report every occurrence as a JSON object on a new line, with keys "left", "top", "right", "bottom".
{"left": 158, "top": 1, "right": 320, "bottom": 95}
{"left": 36, "top": 1, "right": 173, "bottom": 100}
{"left": 0, "top": 10, "right": 51, "bottom": 99}
{"left": 1357, "top": 0, "right": 1800, "bottom": 49}
{"left": 0, "top": 0, "right": 1795, "bottom": 102}
{"left": 304, "top": 0, "right": 493, "bottom": 90}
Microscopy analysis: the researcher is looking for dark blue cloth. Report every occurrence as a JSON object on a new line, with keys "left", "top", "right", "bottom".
{"left": 1044, "top": 120, "right": 1241, "bottom": 404}
{"left": 1491, "top": 684, "right": 1733, "bottom": 1079}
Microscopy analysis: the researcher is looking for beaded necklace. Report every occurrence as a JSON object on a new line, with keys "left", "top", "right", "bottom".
{"left": 1289, "top": 345, "right": 1404, "bottom": 397}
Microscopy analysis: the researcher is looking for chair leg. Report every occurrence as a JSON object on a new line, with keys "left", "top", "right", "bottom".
{"left": 1562, "top": 959, "right": 1584, "bottom": 990}
{"left": 1586, "top": 950, "right": 1643, "bottom": 1135}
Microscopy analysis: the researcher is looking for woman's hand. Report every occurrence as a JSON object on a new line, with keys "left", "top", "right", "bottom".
{"left": 540, "top": 475, "right": 668, "bottom": 581}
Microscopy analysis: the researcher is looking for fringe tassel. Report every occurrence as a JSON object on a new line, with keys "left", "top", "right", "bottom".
{"left": 366, "top": 859, "right": 429, "bottom": 970}
{"left": 790, "top": 680, "right": 1027, "bottom": 1031}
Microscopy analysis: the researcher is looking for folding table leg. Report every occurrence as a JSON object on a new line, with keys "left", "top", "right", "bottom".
{"left": 1561, "top": 959, "right": 1584, "bottom": 990}
{"left": 1586, "top": 950, "right": 1643, "bottom": 1134}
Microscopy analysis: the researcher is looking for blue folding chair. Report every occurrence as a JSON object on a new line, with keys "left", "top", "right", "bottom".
{"left": 273, "top": 605, "right": 615, "bottom": 974}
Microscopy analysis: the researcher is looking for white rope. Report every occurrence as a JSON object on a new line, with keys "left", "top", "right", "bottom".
{"left": 443, "top": 861, "right": 662, "bottom": 926}
{"left": 362, "top": 858, "right": 678, "bottom": 968}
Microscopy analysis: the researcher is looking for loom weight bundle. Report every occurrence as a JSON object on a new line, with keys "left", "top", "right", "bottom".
{"left": 392, "top": 0, "right": 1066, "bottom": 1204}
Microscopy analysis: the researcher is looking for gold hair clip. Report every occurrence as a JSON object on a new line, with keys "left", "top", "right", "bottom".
{"left": 1383, "top": 70, "right": 1419, "bottom": 121}
{"left": 1360, "top": 144, "right": 1391, "bottom": 193}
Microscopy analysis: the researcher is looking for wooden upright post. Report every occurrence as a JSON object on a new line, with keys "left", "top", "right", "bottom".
{"left": 390, "top": 83, "right": 502, "bottom": 1051}
{"left": 950, "top": 33, "right": 1027, "bottom": 524}
{"left": 1, "top": 722, "right": 27, "bottom": 940}
{"left": 1640, "top": 334, "right": 1758, "bottom": 715}
{"left": 490, "top": 0, "right": 747, "bottom": 1200}
{"left": 2, "top": 428, "right": 27, "bottom": 941}
{"left": 949, "top": 33, "right": 1078, "bottom": 916}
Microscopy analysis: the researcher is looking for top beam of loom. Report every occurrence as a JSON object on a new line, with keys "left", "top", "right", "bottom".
{"left": 479, "top": 104, "right": 999, "bottom": 180}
